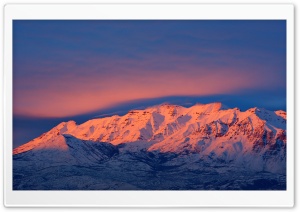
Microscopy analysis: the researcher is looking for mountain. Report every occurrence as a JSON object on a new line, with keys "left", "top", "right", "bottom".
{"left": 13, "top": 102, "right": 286, "bottom": 190}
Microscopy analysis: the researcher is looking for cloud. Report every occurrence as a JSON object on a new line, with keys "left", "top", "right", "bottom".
{"left": 13, "top": 20, "right": 286, "bottom": 118}
{"left": 13, "top": 53, "right": 280, "bottom": 118}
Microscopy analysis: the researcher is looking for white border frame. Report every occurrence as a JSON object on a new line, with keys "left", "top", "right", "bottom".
{"left": 3, "top": 4, "right": 294, "bottom": 207}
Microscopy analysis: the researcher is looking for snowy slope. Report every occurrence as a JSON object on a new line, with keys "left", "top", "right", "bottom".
{"left": 13, "top": 103, "right": 287, "bottom": 190}
{"left": 14, "top": 103, "right": 286, "bottom": 151}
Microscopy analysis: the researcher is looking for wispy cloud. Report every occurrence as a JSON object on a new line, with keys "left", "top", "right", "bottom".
{"left": 13, "top": 20, "right": 286, "bottom": 118}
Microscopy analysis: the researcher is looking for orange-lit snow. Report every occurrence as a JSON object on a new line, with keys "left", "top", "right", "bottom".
{"left": 14, "top": 102, "right": 286, "bottom": 172}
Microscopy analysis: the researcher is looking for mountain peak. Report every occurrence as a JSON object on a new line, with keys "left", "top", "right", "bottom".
{"left": 13, "top": 102, "right": 287, "bottom": 190}
{"left": 147, "top": 103, "right": 182, "bottom": 109}
{"left": 55, "top": 120, "right": 77, "bottom": 134}
{"left": 189, "top": 102, "right": 228, "bottom": 113}
{"left": 275, "top": 110, "right": 286, "bottom": 119}
{"left": 147, "top": 102, "right": 227, "bottom": 111}
{"left": 14, "top": 102, "right": 286, "bottom": 155}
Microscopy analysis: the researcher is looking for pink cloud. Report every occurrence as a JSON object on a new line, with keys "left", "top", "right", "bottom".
{"left": 13, "top": 55, "right": 269, "bottom": 118}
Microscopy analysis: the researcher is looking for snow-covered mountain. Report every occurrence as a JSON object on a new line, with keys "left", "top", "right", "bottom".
{"left": 13, "top": 102, "right": 286, "bottom": 190}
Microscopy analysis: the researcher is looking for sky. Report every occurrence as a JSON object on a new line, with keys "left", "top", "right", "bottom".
{"left": 13, "top": 20, "right": 286, "bottom": 148}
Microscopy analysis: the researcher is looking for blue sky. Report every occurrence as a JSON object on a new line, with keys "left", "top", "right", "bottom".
{"left": 13, "top": 20, "right": 286, "bottom": 147}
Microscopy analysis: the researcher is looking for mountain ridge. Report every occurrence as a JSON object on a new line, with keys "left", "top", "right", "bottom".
{"left": 13, "top": 102, "right": 286, "bottom": 155}
{"left": 13, "top": 102, "right": 286, "bottom": 190}
{"left": 13, "top": 102, "right": 286, "bottom": 172}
